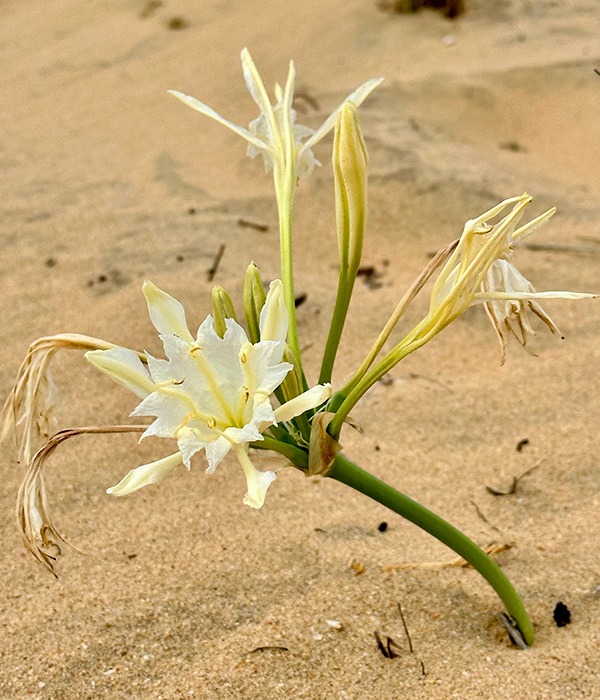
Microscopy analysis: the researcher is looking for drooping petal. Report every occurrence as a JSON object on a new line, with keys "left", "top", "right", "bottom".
{"left": 259, "top": 279, "right": 288, "bottom": 343}
{"left": 143, "top": 281, "right": 194, "bottom": 342}
{"left": 168, "top": 89, "right": 268, "bottom": 154}
{"left": 86, "top": 348, "right": 154, "bottom": 398}
{"left": 274, "top": 383, "right": 333, "bottom": 423}
{"left": 106, "top": 452, "right": 183, "bottom": 496}
{"left": 234, "top": 445, "right": 277, "bottom": 509}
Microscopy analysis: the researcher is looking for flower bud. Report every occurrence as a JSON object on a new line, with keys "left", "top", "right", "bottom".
{"left": 211, "top": 285, "right": 238, "bottom": 338}
{"left": 243, "top": 262, "right": 267, "bottom": 343}
{"left": 333, "top": 102, "right": 368, "bottom": 278}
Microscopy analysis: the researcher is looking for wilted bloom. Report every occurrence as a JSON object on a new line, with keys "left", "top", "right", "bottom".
{"left": 1, "top": 334, "right": 122, "bottom": 464}
{"left": 169, "top": 48, "right": 381, "bottom": 185}
{"left": 395, "top": 194, "right": 596, "bottom": 357}
{"left": 479, "top": 258, "right": 588, "bottom": 363}
{"left": 86, "top": 280, "right": 331, "bottom": 508}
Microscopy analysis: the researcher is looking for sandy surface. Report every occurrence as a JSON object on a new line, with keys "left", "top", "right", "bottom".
{"left": 1, "top": 1, "right": 599, "bottom": 698}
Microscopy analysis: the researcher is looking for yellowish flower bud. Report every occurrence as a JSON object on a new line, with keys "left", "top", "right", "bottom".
{"left": 243, "top": 262, "right": 267, "bottom": 343}
{"left": 211, "top": 285, "right": 238, "bottom": 338}
{"left": 332, "top": 102, "right": 368, "bottom": 278}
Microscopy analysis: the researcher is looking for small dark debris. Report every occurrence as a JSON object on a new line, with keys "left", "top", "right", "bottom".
{"left": 237, "top": 218, "right": 269, "bottom": 232}
{"left": 294, "top": 293, "right": 307, "bottom": 308}
{"left": 127, "top": 553, "right": 138, "bottom": 560}
{"left": 45, "top": 257, "right": 57, "bottom": 268}
{"left": 516, "top": 438, "right": 529, "bottom": 452}
{"left": 377, "top": 521, "right": 388, "bottom": 533}
{"left": 167, "top": 16, "right": 188, "bottom": 30}
{"left": 293, "top": 90, "right": 320, "bottom": 113}
{"left": 188, "top": 207, "right": 197, "bottom": 215}
{"left": 242, "top": 645, "right": 289, "bottom": 657}
{"left": 86, "top": 269, "right": 129, "bottom": 291}
{"left": 357, "top": 265, "right": 384, "bottom": 289}
{"left": 408, "top": 117, "right": 421, "bottom": 133}
{"left": 374, "top": 444, "right": 381, "bottom": 452}
{"left": 176, "top": 254, "right": 184, "bottom": 262}
{"left": 207, "top": 243, "right": 226, "bottom": 281}
{"left": 397, "top": 602, "right": 414, "bottom": 653}
{"left": 486, "top": 462, "right": 541, "bottom": 497}
{"left": 139, "top": 0, "right": 162, "bottom": 19}
{"left": 594, "top": 68, "right": 600, "bottom": 77}
{"left": 382, "top": 258, "right": 390, "bottom": 267}
{"left": 553, "top": 601, "right": 571, "bottom": 627}
{"left": 377, "top": 0, "right": 465, "bottom": 19}
{"left": 500, "top": 141, "right": 527, "bottom": 153}
{"left": 374, "top": 630, "right": 403, "bottom": 659}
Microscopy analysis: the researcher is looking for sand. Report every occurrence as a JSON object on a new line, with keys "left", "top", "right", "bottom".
{"left": 1, "top": 1, "right": 599, "bottom": 698}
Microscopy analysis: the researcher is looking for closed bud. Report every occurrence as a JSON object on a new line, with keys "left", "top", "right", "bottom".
{"left": 211, "top": 285, "right": 238, "bottom": 338}
{"left": 243, "top": 262, "right": 267, "bottom": 343}
{"left": 333, "top": 102, "right": 368, "bottom": 277}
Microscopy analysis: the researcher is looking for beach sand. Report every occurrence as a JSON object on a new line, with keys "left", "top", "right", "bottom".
{"left": 1, "top": 1, "right": 599, "bottom": 698}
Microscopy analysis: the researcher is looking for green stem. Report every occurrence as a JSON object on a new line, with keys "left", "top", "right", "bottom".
{"left": 319, "top": 276, "right": 352, "bottom": 384}
{"left": 327, "top": 453, "right": 534, "bottom": 646}
{"left": 276, "top": 172, "right": 304, "bottom": 381}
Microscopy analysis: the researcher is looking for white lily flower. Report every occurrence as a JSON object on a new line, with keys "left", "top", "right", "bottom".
{"left": 169, "top": 48, "right": 382, "bottom": 183}
{"left": 86, "top": 280, "right": 332, "bottom": 508}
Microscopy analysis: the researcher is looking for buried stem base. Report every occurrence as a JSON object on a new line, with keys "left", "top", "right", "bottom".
{"left": 327, "top": 452, "right": 534, "bottom": 646}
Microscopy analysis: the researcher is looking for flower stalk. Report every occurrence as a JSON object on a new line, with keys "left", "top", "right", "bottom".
{"left": 327, "top": 453, "right": 535, "bottom": 645}
{"left": 320, "top": 102, "right": 368, "bottom": 384}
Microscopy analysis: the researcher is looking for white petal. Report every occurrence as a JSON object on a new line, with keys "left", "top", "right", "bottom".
{"left": 145, "top": 352, "right": 172, "bottom": 383}
{"left": 177, "top": 427, "right": 211, "bottom": 469}
{"left": 107, "top": 452, "right": 182, "bottom": 496}
{"left": 240, "top": 47, "right": 272, "bottom": 115}
{"left": 274, "top": 383, "right": 333, "bottom": 423}
{"left": 234, "top": 446, "right": 276, "bottom": 509}
{"left": 299, "top": 77, "right": 382, "bottom": 156}
{"left": 204, "top": 436, "right": 231, "bottom": 474}
{"left": 224, "top": 422, "right": 263, "bottom": 445}
{"left": 475, "top": 291, "right": 597, "bottom": 302}
{"left": 168, "top": 89, "right": 268, "bottom": 154}
{"left": 251, "top": 393, "right": 276, "bottom": 431}
{"left": 244, "top": 340, "right": 292, "bottom": 394}
{"left": 86, "top": 347, "right": 154, "bottom": 398}
{"left": 131, "top": 392, "right": 190, "bottom": 439}
{"left": 259, "top": 280, "right": 288, "bottom": 343}
{"left": 143, "top": 280, "right": 194, "bottom": 342}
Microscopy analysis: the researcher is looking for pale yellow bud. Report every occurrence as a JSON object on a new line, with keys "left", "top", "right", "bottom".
{"left": 211, "top": 285, "right": 238, "bottom": 338}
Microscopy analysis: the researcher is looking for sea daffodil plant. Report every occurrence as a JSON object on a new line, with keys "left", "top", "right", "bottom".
{"left": 3, "top": 49, "right": 596, "bottom": 648}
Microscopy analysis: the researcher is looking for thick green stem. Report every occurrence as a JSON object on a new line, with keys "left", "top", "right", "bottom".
{"left": 327, "top": 453, "right": 534, "bottom": 646}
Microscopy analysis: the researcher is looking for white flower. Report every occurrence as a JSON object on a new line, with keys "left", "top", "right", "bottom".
{"left": 169, "top": 48, "right": 382, "bottom": 183}
{"left": 86, "top": 280, "right": 331, "bottom": 508}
